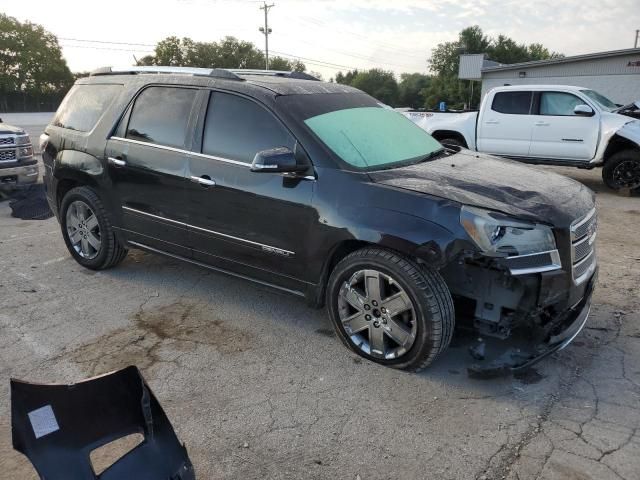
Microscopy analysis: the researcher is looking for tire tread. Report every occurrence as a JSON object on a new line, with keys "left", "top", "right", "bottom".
{"left": 329, "top": 247, "right": 454, "bottom": 372}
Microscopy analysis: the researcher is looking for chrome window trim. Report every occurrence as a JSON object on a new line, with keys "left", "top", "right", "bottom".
{"left": 504, "top": 249, "right": 562, "bottom": 275}
{"left": 122, "top": 206, "right": 295, "bottom": 256}
{"left": 111, "top": 136, "right": 251, "bottom": 168}
{"left": 109, "top": 136, "right": 316, "bottom": 179}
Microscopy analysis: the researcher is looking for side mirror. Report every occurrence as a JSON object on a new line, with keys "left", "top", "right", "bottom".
{"left": 251, "top": 147, "right": 306, "bottom": 173}
{"left": 574, "top": 104, "right": 594, "bottom": 116}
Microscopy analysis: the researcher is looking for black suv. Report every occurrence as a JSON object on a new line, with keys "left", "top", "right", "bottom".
{"left": 42, "top": 67, "right": 597, "bottom": 372}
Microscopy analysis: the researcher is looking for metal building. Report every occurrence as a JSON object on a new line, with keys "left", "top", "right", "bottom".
{"left": 459, "top": 48, "right": 640, "bottom": 105}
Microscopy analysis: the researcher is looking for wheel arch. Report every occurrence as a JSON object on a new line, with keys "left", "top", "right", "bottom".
{"left": 603, "top": 133, "right": 640, "bottom": 163}
{"left": 308, "top": 212, "right": 465, "bottom": 308}
{"left": 52, "top": 150, "right": 105, "bottom": 209}
{"left": 430, "top": 130, "right": 469, "bottom": 148}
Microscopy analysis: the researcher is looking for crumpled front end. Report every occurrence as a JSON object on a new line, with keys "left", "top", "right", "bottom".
{"left": 440, "top": 208, "right": 598, "bottom": 376}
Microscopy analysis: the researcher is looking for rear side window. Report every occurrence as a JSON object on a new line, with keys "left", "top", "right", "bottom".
{"left": 491, "top": 91, "right": 532, "bottom": 115}
{"left": 53, "top": 84, "right": 121, "bottom": 132}
{"left": 202, "top": 92, "right": 294, "bottom": 163}
{"left": 539, "top": 92, "right": 583, "bottom": 116}
{"left": 126, "top": 87, "right": 197, "bottom": 149}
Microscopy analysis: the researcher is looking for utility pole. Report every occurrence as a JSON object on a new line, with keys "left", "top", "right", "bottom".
{"left": 259, "top": 2, "right": 274, "bottom": 70}
{"left": 635, "top": 29, "right": 639, "bottom": 48}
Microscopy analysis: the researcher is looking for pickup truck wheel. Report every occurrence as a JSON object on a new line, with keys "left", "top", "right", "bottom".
{"left": 327, "top": 248, "right": 454, "bottom": 372}
{"left": 602, "top": 150, "right": 640, "bottom": 190}
{"left": 60, "top": 186, "right": 128, "bottom": 270}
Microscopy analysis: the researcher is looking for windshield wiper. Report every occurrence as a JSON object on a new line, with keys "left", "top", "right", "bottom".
{"left": 418, "top": 148, "right": 447, "bottom": 163}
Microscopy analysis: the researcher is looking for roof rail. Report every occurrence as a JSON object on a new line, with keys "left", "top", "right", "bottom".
{"left": 227, "top": 69, "right": 320, "bottom": 81}
{"left": 89, "top": 66, "right": 243, "bottom": 80}
{"left": 89, "top": 66, "right": 320, "bottom": 81}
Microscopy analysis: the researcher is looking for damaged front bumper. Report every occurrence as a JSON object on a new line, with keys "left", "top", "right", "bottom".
{"left": 468, "top": 270, "right": 596, "bottom": 377}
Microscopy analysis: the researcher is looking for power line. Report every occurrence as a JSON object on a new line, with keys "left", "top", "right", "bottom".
{"left": 272, "top": 33, "right": 421, "bottom": 70}
{"left": 57, "top": 36, "right": 413, "bottom": 73}
{"left": 59, "top": 37, "right": 156, "bottom": 47}
{"left": 59, "top": 43, "right": 154, "bottom": 53}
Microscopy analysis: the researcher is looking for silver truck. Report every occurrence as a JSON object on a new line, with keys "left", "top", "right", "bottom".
{"left": 0, "top": 119, "right": 38, "bottom": 189}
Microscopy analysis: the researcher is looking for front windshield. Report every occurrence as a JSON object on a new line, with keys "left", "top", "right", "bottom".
{"left": 304, "top": 106, "right": 443, "bottom": 169}
{"left": 581, "top": 89, "right": 618, "bottom": 112}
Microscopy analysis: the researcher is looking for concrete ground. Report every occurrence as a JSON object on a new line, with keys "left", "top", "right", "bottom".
{"left": 0, "top": 125, "right": 639, "bottom": 478}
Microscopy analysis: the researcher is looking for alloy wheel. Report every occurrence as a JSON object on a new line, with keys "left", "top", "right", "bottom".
{"left": 612, "top": 159, "right": 640, "bottom": 189}
{"left": 337, "top": 269, "right": 417, "bottom": 359}
{"left": 65, "top": 200, "right": 101, "bottom": 259}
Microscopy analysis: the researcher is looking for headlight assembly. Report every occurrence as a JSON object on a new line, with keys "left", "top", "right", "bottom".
{"left": 15, "top": 135, "right": 31, "bottom": 146}
{"left": 460, "top": 206, "right": 556, "bottom": 257}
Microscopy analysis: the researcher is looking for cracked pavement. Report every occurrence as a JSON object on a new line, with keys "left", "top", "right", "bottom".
{"left": 0, "top": 165, "right": 638, "bottom": 479}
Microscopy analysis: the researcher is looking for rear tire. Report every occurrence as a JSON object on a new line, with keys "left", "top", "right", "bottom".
{"left": 326, "top": 247, "right": 454, "bottom": 372}
{"left": 602, "top": 150, "right": 640, "bottom": 191}
{"left": 60, "top": 186, "right": 128, "bottom": 270}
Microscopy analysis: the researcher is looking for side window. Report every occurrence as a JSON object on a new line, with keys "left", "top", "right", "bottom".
{"left": 539, "top": 92, "right": 583, "bottom": 116}
{"left": 202, "top": 92, "right": 294, "bottom": 163}
{"left": 491, "top": 91, "right": 532, "bottom": 115}
{"left": 53, "top": 84, "right": 122, "bottom": 132}
{"left": 126, "top": 87, "right": 196, "bottom": 148}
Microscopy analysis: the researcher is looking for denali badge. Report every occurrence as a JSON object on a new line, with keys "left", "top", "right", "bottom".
{"left": 262, "top": 245, "right": 292, "bottom": 257}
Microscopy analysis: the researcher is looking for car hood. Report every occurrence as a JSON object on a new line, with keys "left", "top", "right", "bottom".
{"left": 0, "top": 123, "right": 25, "bottom": 135}
{"left": 368, "top": 149, "right": 595, "bottom": 227}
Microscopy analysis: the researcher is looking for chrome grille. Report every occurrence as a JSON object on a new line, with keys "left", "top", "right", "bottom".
{"left": 0, "top": 137, "right": 15, "bottom": 145}
{"left": 0, "top": 150, "right": 17, "bottom": 162}
{"left": 571, "top": 209, "right": 597, "bottom": 284}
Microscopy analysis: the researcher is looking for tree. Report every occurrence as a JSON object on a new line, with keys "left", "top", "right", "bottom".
{"left": 397, "top": 73, "right": 430, "bottom": 108}
{"left": 425, "top": 25, "right": 562, "bottom": 109}
{"left": 138, "top": 36, "right": 306, "bottom": 72}
{"left": 0, "top": 13, "right": 74, "bottom": 112}
{"left": 333, "top": 69, "right": 399, "bottom": 106}
{"left": 335, "top": 70, "right": 359, "bottom": 85}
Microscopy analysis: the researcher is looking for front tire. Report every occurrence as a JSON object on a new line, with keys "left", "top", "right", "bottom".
{"left": 602, "top": 150, "right": 640, "bottom": 190}
{"left": 60, "top": 186, "right": 128, "bottom": 270}
{"left": 326, "top": 247, "right": 454, "bottom": 372}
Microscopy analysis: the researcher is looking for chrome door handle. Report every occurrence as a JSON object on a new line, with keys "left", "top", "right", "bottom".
{"left": 108, "top": 157, "right": 126, "bottom": 167}
{"left": 485, "top": 120, "right": 499, "bottom": 125}
{"left": 535, "top": 122, "right": 550, "bottom": 126}
{"left": 190, "top": 175, "right": 216, "bottom": 187}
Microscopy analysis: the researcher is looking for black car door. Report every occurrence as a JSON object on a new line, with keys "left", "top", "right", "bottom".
{"left": 106, "top": 86, "right": 198, "bottom": 256}
{"left": 186, "top": 91, "right": 316, "bottom": 293}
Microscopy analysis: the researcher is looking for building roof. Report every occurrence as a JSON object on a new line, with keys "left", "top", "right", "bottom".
{"left": 482, "top": 47, "right": 640, "bottom": 73}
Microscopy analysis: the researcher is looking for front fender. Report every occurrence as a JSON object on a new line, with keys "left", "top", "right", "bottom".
{"left": 338, "top": 205, "right": 468, "bottom": 268}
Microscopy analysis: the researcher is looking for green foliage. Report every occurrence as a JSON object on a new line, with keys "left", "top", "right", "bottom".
{"left": 425, "top": 25, "right": 563, "bottom": 109}
{"left": 138, "top": 35, "right": 306, "bottom": 72}
{"left": 335, "top": 69, "right": 429, "bottom": 108}
{"left": 0, "top": 13, "right": 74, "bottom": 112}
{"left": 350, "top": 69, "right": 399, "bottom": 106}
{"left": 397, "top": 73, "right": 430, "bottom": 109}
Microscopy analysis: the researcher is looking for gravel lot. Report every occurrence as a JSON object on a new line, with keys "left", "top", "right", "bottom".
{"left": 0, "top": 118, "right": 639, "bottom": 479}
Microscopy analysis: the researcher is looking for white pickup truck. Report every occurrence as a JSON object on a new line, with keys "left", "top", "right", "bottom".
{"left": 400, "top": 85, "right": 640, "bottom": 191}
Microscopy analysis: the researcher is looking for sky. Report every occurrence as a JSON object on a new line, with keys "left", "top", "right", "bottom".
{"left": 1, "top": 0, "right": 639, "bottom": 79}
